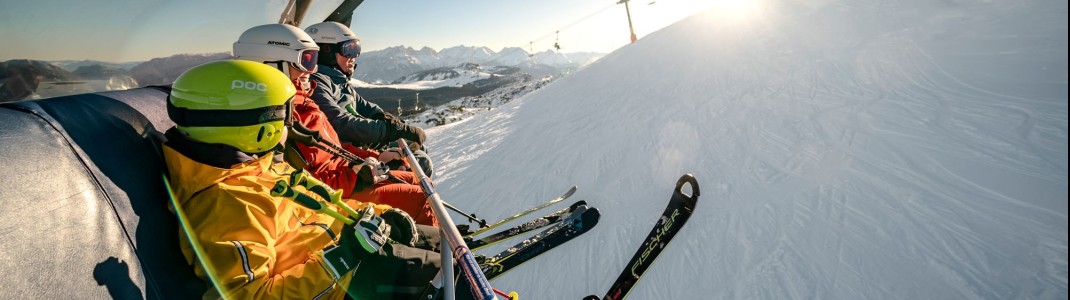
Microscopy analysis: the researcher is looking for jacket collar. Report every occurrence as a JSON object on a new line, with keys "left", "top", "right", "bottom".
{"left": 162, "top": 128, "right": 278, "bottom": 201}
{"left": 293, "top": 80, "right": 317, "bottom": 106}
{"left": 164, "top": 128, "right": 259, "bottom": 169}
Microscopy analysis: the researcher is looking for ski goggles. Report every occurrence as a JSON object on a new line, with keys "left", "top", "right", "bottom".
{"left": 293, "top": 49, "right": 319, "bottom": 73}
{"left": 167, "top": 95, "right": 295, "bottom": 128}
{"left": 338, "top": 39, "right": 361, "bottom": 59}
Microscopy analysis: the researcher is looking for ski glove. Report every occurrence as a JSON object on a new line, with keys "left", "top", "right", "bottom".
{"left": 404, "top": 124, "right": 427, "bottom": 144}
{"left": 322, "top": 205, "right": 391, "bottom": 279}
{"left": 353, "top": 157, "right": 390, "bottom": 191}
{"left": 386, "top": 123, "right": 426, "bottom": 145}
{"left": 380, "top": 208, "right": 418, "bottom": 246}
{"left": 378, "top": 147, "right": 408, "bottom": 171}
{"left": 382, "top": 112, "right": 405, "bottom": 127}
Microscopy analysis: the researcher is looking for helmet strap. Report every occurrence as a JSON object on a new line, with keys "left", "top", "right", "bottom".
{"left": 270, "top": 61, "right": 286, "bottom": 73}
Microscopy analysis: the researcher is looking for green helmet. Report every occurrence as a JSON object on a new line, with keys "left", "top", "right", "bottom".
{"left": 168, "top": 60, "right": 296, "bottom": 153}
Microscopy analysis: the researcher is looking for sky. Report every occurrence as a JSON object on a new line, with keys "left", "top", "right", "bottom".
{"left": 423, "top": 0, "right": 1067, "bottom": 298}
{"left": 0, "top": 0, "right": 725, "bottom": 62}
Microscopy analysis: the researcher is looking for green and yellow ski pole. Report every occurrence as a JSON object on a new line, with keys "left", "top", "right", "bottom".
{"left": 270, "top": 180, "right": 353, "bottom": 225}
{"left": 288, "top": 170, "right": 362, "bottom": 218}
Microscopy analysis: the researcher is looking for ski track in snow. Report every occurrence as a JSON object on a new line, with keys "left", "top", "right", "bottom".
{"left": 427, "top": 0, "right": 1067, "bottom": 299}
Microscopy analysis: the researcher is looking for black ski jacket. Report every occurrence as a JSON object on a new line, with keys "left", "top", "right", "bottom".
{"left": 309, "top": 65, "right": 389, "bottom": 146}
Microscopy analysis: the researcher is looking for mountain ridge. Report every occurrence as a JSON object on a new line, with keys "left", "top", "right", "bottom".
{"left": 2, "top": 45, "right": 603, "bottom": 103}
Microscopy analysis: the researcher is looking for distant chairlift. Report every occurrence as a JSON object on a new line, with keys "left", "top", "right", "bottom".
{"left": 554, "top": 31, "right": 561, "bottom": 51}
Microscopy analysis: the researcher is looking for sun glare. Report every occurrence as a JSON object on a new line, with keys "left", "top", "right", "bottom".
{"left": 706, "top": 0, "right": 763, "bottom": 21}
{"left": 550, "top": 0, "right": 768, "bottom": 52}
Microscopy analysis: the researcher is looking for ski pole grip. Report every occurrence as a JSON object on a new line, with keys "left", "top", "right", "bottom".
{"left": 395, "top": 139, "right": 427, "bottom": 178}
{"left": 291, "top": 171, "right": 361, "bottom": 218}
{"left": 291, "top": 122, "right": 324, "bottom": 142}
{"left": 271, "top": 181, "right": 353, "bottom": 225}
{"left": 675, "top": 174, "right": 699, "bottom": 199}
{"left": 291, "top": 171, "right": 334, "bottom": 201}
{"left": 287, "top": 126, "right": 318, "bottom": 145}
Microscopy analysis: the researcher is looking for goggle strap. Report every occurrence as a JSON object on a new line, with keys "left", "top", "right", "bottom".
{"left": 168, "top": 98, "right": 292, "bottom": 127}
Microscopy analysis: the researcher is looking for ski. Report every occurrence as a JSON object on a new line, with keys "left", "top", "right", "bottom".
{"left": 481, "top": 205, "right": 601, "bottom": 280}
{"left": 464, "top": 186, "right": 578, "bottom": 237}
{"left": 584, "top": 174, "right": 700, "bottom": 300}
{"left": 467, "top": 200, "right": 588, "bottom": 250}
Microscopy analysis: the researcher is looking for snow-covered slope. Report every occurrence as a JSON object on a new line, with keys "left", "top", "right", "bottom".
{"left": 426, "top": 0, "right": 1067, "bottom": 299}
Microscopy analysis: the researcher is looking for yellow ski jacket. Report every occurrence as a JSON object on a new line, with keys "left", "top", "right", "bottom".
{"left": 163, "top": 141, "right": 355, "bottom": 299}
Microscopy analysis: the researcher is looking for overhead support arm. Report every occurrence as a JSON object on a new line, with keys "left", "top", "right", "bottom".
{"left": 324, "top": 0, "right": 366, "bottom": 27}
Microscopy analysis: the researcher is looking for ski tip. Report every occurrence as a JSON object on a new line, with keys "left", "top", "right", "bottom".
{"left": 676, "top": 174, "right": 699, "bottom": 198}
{"left": 581, "top": 207, "right": 601, "bottom": 226}
{"left": 582, "top": 295, "right": 601, "bottom": 300}
{"left": 563, "top": 186, "right": 579, "bottom": 197}
{"left": 570, "top": 200, "right": 588, "bottom": 211}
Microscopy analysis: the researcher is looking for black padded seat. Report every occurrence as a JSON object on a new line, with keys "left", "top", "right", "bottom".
{"left": 0, "top": 87, "right": 205, "bottom": 299}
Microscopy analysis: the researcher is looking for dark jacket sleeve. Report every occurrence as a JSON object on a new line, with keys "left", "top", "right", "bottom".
{"left": 308, "top": 73, "right": 388, "bottom": 146}
{"left": 351, "top": 93, "right": 387, "bottom": 120}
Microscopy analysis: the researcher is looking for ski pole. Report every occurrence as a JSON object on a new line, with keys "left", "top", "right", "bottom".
{"left": 293, "top": 124, "right": 487, "bottom": 225}
{"left": 289, "top": 124, "right": 365, "bottom": 163}
{"left": 289, "top": 170, "right": 362, "bottom": 218}
{"left": 290, "top": 124, "right": 410, "bottom": 184}
{"left": 398, "top": 138, "right": 499, "bottom": 300}
{"left": 270, "top": 180, "right": 353, "bottom": 225}
{"left": 444, "top": 201, "right": 488, "bottom": 228}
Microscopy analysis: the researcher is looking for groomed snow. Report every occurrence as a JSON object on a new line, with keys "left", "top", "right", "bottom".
{"left": 426, "top": 0, "right": 1067, "bottom": 299}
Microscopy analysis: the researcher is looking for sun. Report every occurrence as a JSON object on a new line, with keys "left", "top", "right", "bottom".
{"left": 554, "top": 0, "right": 767, "bottom": 52}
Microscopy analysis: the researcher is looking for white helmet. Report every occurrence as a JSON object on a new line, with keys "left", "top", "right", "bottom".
{"left": 305, "top": 22, "right": 361, "bottom": 59}
{"left": 234, "top": 24, "right": 320, "bottom": 74}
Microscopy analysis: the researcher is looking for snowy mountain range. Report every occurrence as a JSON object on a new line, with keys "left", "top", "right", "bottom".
{"left": 1, "top": 44, "right": 602, "bottom": 103}
{"left": 129, "top": 52, "right": 234, "bottom": 87}
{"left": 355, "top": 45, "right": 603, "bottom": 83}
{"left": 0, "top": 59, "right": 79, "bottom": 101}
{"left": 424, "top": 0, "right": 1067, "bottom": 299}
{"left": 50, "top": 60, "right": 141, "bottom": 71}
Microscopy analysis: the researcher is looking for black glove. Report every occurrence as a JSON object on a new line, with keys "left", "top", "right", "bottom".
{"left": 380, "top": 208, "right": 418, "bottom": 247}
{"left": 322, "top": 206, "right": 389, "bottom": 279}
{"left": 397, "top": 124, "right": 426, "bottom": 144}
{"left": 382, "top": 112, "right": 405, "bottom": 127}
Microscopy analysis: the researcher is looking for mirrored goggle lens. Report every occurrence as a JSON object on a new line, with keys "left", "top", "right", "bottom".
{"left": 340, "top": 40, "right": 361, "bottom": 58}
{"left": 298, "top": 50, "right": 318, "bottom": 72}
